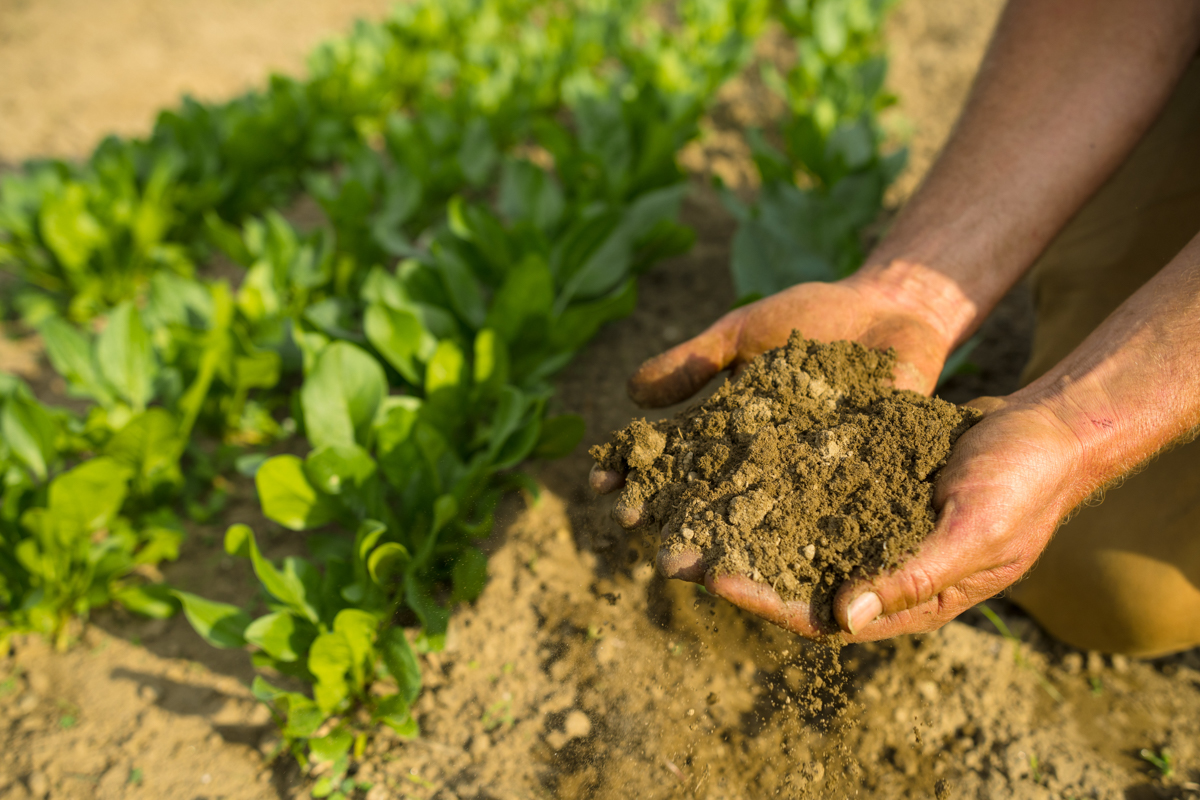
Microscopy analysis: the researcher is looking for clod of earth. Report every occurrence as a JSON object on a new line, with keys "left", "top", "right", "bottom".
{"left": 592, "top": 333, "right": 981, "bottom": 624}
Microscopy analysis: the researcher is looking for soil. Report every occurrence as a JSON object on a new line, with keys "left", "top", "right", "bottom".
{"left": 4, "top": 2, "right": 1200, "bottom": 800}
{"left": 591, "top": 336, "right": 979, "bottom": 621}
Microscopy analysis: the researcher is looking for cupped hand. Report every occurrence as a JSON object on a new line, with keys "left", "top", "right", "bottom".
{"left": 702, "top": 396, "right": 1085, "bottom": 641}
{"left": 591, "top": 276, "right": 957, "bottom": 535}
{"left": 626, "top": 277, "right": 954, "bottom": 408}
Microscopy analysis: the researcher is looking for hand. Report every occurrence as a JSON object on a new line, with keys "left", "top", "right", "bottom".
{"left": 702, "top": 396, "right": 1084, "bottom": 640}
{"left": 625, "top": 277, "right": 954, "bottom": 408}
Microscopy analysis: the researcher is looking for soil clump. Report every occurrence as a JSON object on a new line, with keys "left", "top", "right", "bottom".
{"left": 592, "top": 333, "right": 980, "bottom": 622}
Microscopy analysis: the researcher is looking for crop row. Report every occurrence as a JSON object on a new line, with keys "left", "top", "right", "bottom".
{"left": 0, "top": 0, "right": 898, "bottom": 792}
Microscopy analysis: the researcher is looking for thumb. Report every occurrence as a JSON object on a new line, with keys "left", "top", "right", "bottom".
{"left": 628, "top": 322, "right": 738, "bottom": 408}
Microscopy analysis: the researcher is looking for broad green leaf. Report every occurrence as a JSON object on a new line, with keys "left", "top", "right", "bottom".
{"left": 225, "top": 523, "right": 320, "bottom": 623}
{"left": 96, "top": 302, "right": 157, "bottom": 411}
{"left": 284, "top": 697, "right": 325, "bottom": 739}
{"left": 309, "top": 631, "right": 354, "bottom": 713}
{"left": 45, "top": 457, "right": 133, "bottom": 537}
{"left": 256, "top": 455, "right": 339, "bottom": 531}
{"left": 425, "top": 340, "right": 465, "bottom": 395}
{"left": 373, "top": 693, "right": 418, "bottom": 737}
{"left": 173, "top": 590, "right": 251, "bottom": 649}
{"left": 451, "top": 547, "right": 488, "bottom": 603}
{"left": 333, "top": 608, "right": 378, "bottom": 686}
{"left": 483, "top": 255, "right": 554, "bottom": 344}
{"left": 309, "top": 730, "right": 354, "bottom": 764}
{"left": 37, "top": 316, "right": 113, "bottom": 405}
{"left": 103, "top": 408, "right": 184, "bottom": 494}
{"left": 244, "top": 611, "right": 317, "bottom": 662}
{"left": 364, "top": 303, "right": 435, "bottom": 386}
{"left": 472, "top": 328, "right": 509, "bottom": 397}
{"left": 301, "top": 342, "right": 387, "bottom": 450}
{"left": 533, "top": 414, "right": 586, "bottom": 459}
{"left": 1, "top": 392, "right": 59, "bottom": 481}
{"left": 112, "top": 584, "right": 178, "bottom": 619}
{"left": 379, "top": 627, "right": 422, "bottom": 705}
{"left": 405, "top": 578, "right": 449, "bottom": 652}
{"left": 304, "top": 445, "right": 377, "bottom": 496}
{"left": 458, "top": 117, "right": 498, "bottom": 186}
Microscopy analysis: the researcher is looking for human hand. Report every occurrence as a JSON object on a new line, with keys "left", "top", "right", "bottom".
{"left": 704, "top": 396, "right": 1084, "bottom": 640}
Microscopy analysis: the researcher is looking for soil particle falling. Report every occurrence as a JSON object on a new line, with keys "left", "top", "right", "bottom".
{"left": 592, "top": 333, "right": 981, "bottom": 623}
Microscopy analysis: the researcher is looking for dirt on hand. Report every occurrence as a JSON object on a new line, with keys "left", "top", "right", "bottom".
{"left": 592, "top": 333, "right": 980, "bottom": 623}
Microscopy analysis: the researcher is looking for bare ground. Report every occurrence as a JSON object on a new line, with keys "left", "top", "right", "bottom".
{"left": 2, "top": 2, "right": 1199, "bottom": 799}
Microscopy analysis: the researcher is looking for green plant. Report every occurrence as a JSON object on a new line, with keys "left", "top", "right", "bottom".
{"left": 724, "top": 0, "right": 905, "bottom": 300}
{"left": 1139, "top": 747, "right": 1174, "bottom": 780}
{"left": 978, "top": 603, "right": 1064, "bottom": 703}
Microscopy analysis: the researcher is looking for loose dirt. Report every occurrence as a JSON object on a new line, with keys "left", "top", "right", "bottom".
{"left": 592, "top": 336, "right": 979, "bottom": 621}
{"left": 6, "top": 2, "right": 1200, "bottom": 800}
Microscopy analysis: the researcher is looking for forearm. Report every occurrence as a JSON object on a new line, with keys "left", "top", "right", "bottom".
{"left": 850, "top": 0, "right": 1200, "bottom": 354}
{"left": 1011, "top": 237, "right": 1200, "bottom": 514}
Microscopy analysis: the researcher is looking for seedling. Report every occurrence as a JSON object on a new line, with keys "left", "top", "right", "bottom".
{"left": 1139, "top": 747, "right": 1174, "bottom": 780}
{"left": 978, "top": 603, "right": 1064, "bottom": 702}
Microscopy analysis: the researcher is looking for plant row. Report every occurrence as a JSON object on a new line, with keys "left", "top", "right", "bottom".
{"left": 0, "top": 0, "right": 901, "bottom": 792}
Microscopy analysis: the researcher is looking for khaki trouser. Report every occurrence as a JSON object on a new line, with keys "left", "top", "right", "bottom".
{"left": 1006, "top": 62, "right": 1200, "bottom": 657}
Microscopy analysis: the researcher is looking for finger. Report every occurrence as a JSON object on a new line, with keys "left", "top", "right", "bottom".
{"left": 589, "top": 464, "right": 626, "bottom": 494}
{"left": 612, "top": 495, "right": 646, "bottom": 528}
{"left": 656, "top": 548, "right": 705, "bottom": 582}
{"left": 832, "top": 497, "right": 1018, "bottom": 636}
{"left": 627, "top": 323, "right": 738, "bottom": 408}
{"left": 706, "top": 573, "right": 828, "bottom": 638}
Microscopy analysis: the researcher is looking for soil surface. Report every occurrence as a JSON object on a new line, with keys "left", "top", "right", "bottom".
{"left": 592, "top": 336, "right": 979, "bottom": 620}
{"left": 5, "top": 2, "right": 1200, "bottom": 800}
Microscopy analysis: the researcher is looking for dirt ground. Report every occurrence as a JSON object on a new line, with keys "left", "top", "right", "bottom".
{"left": 3, "top": 1, "right": 1200, "bottom": 799}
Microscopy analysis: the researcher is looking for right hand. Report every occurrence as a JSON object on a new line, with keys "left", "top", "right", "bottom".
{"left": 591, "top": 276, "right": 959, "bottom": 511}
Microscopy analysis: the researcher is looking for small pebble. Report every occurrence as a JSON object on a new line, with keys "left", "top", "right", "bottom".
{"left": 681, "top": 527, "right": 695, "bottom": 541}
{"left": 803, "top": 544, "right": 816, "bottom": 560}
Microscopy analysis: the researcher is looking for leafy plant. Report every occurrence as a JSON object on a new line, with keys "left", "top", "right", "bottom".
{"left": 1139, "top": 747, "right": 1174, "bottom": 780}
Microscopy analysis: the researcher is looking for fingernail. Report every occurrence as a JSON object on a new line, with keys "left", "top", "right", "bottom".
{"left": 847, "top": 592, "right": 883, "bottom": 635}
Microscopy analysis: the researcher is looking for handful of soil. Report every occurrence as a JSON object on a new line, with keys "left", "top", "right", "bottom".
{"left": 591, "top": 333, "right": 981, "bottom": 622}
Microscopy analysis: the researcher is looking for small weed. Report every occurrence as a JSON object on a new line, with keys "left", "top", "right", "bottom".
{"left": 481, "top": 696, "right": 514, "bottom": 731}
{"left": 1139, "top": 747, "right": 1174, "bottom": 779}
{"left": 978, "top": 604, "right": 1063, "bottom": 702}
{"left": 1029, "top": 754, "right": 1044, "bottom": 784}
{"left": 59, "top": 714, "right": 77, "bottom": 729}
{"left": 1089, "top": 677, "right": 1103, "bottom": 696}
{"left": 0, "top": 677, "right": 17, "bottom": 697}
{"left": 128, "top": 768, "right": 144, "bottom": 786}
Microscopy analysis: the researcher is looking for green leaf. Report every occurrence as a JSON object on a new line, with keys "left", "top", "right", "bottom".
{"left": 333, "top": 608, "right": 378, "bottom": 686}
{"left": 364, "top": 303, "right": 436, "bottom": 386}
{"left": 46, "top": 456, "right": 133, "bottom": 536}
{"left": 367, "top": 542, "right": 410, "bottom": 586}
{"left": 225, "top": 523, "right": 320, "bottom": 623}
{"left": 378, "top": 627, "right": 422, "bottom": 705}
{"left": 533, "top": 415, "right": 586, "bottom": 459}
{"left": 103, "top": 408, "right": 184, "bottom": 494}
{"left": 284, "top": 697, "right": 325, "bottom": 739}
{"left": 373, "top": 693, "right": 417, "bottom": 736}
{"left": 309, "top": 631, "right": 354, "bottom": 713}
{"left": 458, "top": 117, "right": 498, "bottom": 186}
{"left": 425, "top": 340, "right": 465, "bottom": 395}
{"left": 301, "top": 342, "right": 387, "bottom": 450}
{"left": 173, "top": 590, "right": 251, "bottom": 649}
{"left": 304, "top": 445, "right": 377, "bottom": 496}
{"left": 309, "top": 729, "right": 354, "bottom": 764}
{"left": 1, "top": 392, "right": 59, "bottom": 481}
{"left": 96, "top": 302, "right": 157, "bottom": 411}
{"left": 451, "top": 547, "right": 488, "bottom": 603}
{"left": 405, "top": 578, "right": 449, "bottom": 651}
{"left": 256, "top": 455, "right": 339, "bottom": 531}
{"left": 37, "top": 316, "right": 114, "bottom": 405}
{"left": 112, "top": 584, "right": 178, "bottom": 619}
{"left": 244, "top": 611, "right": 317, "bottom": 662}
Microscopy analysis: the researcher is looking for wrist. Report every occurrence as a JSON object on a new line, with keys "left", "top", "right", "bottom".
{"left": 845, "top": 258, "right": 981, "bottom": 357}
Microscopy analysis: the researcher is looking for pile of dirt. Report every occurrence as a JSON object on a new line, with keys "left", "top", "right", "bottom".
{"left": 591, "top": 334, "right": 980, "bottom": 621}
